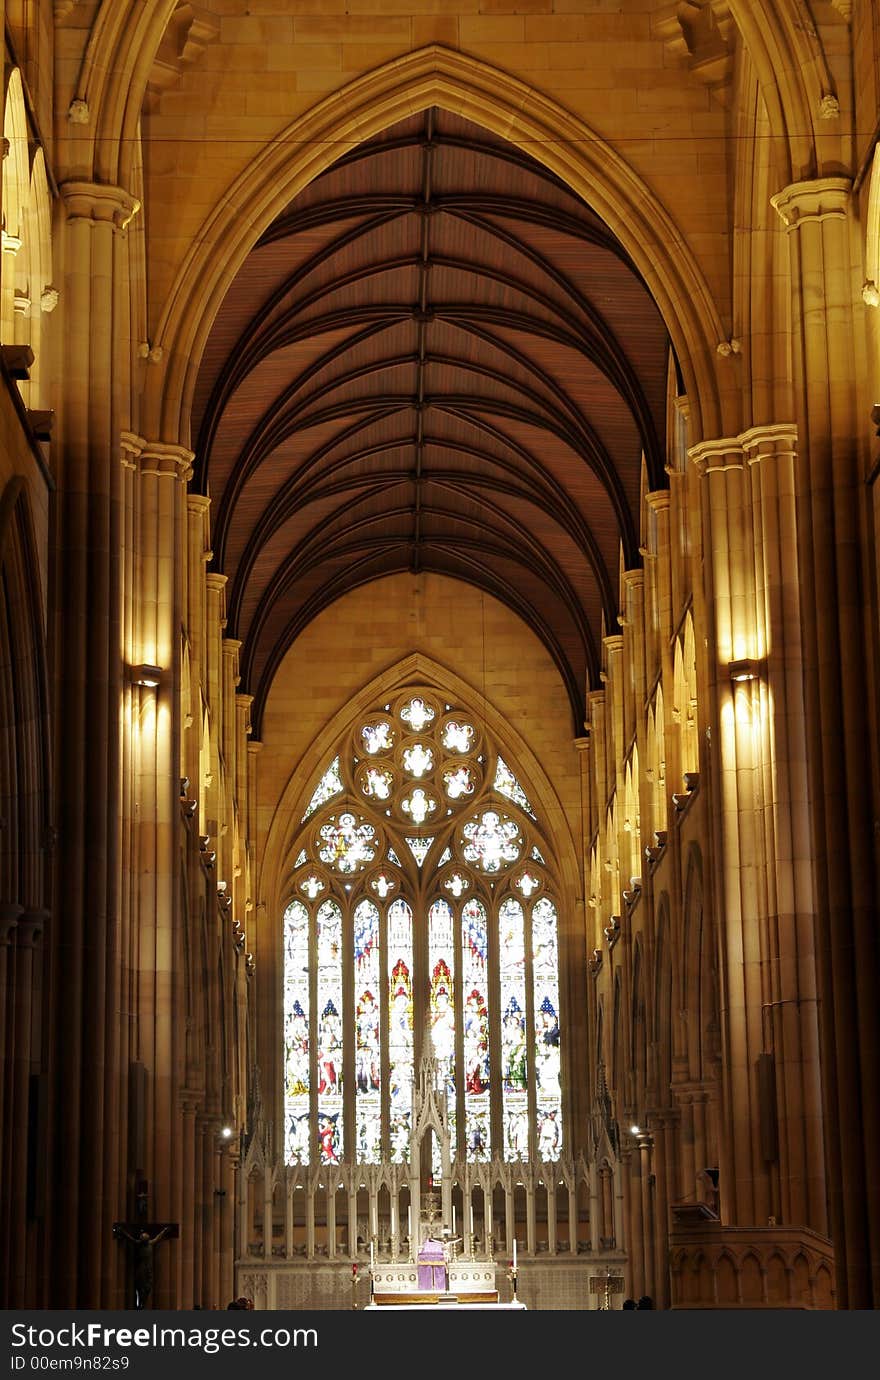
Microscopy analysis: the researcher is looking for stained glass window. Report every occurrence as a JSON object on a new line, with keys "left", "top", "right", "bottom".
{"left": 361, "top": 766, "right": 394, "bottom": 800}
{"left": 401, "top": 786, "right": 436, "bottom": 824}
{"left": 441, "top": 720, "right": 474, "bottom": 752}
{"left": 400, "top": 697, "right": 435, "bottom": 732}
{"left": 299, "top": 872, "right": 325, "bottom": 900}
{"left": 443, "top": 764, "right": 475, "bottom": 799}
{"left": 361, "top": 721, "right": 394, "bottom": 755}
{"left": 499, "top": 898, "right": 528, "bottom": 1161}
{"left": 444, "top": 871, "right": 469, "bottom": 899}
{"left": 402, "top": 742, "right": 433, "bottom": 777}
{"left": 532, "top": 897, "right": 562, "bottom": 1161}
{"left": 462, "top": 898, "right": 490, "bottom": 1160}
{"left": 316, "top": 899, "right": 343, "bottom": 1163}
{"left": 514, "top": 870, "right": 540, "bottom": 899}
{"left": 302, "top": 756, "right": 344, "bottom": 821}
{"left": 353, "top": 899, "right": 381, "bottom": 1163}
{"left": 494, "top": 756, "right": 535, "bottom": 817}
{"left": 283, "top": 900, "right": 310, "bottom": 1164}
{"left": 405, "top": 836, "right": 433, "bottom": 867}
{"left": 370, "top": 871, "right": 396, "bottom": 900}
{"left": 387, "top": 899, "right": 414, "bottom": 1162}
{"left": 283, "top": 688, "right": 564, "bottom": 1170}
{"left": 318, "top": 812, "right": 377, "bottom": 873}
{"left": 462, "top": 809, "right": 522, "bottom": 873}
{"left": 429, "top": 898, "right": 457, "bottom": 1171}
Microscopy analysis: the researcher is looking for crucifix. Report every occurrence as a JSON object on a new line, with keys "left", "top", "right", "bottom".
{"left": 113, "top": 1219, "right": 179, "bottom": 1309}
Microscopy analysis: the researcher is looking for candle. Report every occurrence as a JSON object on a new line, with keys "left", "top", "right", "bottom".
{"left": 470, "top": 1205, "right": 474, "bottom": 1236}
{"left": 370, "top": 1239, "right": 374, "bottom": 1268}
{"left": 452, "top": 1205, "right": 456, "bottom": 1235}
{"left": 408, "top": 1206, "right": 412, "bottom": 1238}
{"left": 513, "top": 1237, "right": 517, "bottom": 1269}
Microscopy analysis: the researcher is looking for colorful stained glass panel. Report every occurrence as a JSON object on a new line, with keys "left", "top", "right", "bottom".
{"left": 462, "top": 898, "right": 490, "bottom": 1161}
{"left": 353, "top": 899, "right": 381, "bottom": 1162}
{"left": 316, "top": 899, "right": 344, "bottom": 1163}
{"left": 532, "top": 897, "right": 562, "bottom": 1161}
{"left": 428, "top": 898, "right": 457, "bottom": 1172}
{"left": 499, "top": 898, "right": 528, "bottom": 1161}
{"left": 283, "top": 900, "right": 310, "bottom": 1165}
{"left": 387, "top": 899, "right": 414, "bottom": 1161}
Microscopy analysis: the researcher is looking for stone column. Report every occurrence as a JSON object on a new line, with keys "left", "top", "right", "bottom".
{"left": 771, "top": 178, "right": 879, "bottom": 1308}
{"left": 178, "top": 1098, "right": 198, "bottom": 1306}
{"left": 0, "top": 902, "right": 21, "bottom": 1282}
{"left": 691, "top": 419, "right": 828, "bottom": 1242}
{"left": 284, "top": 1176, "right": 294, "bottom": 1260}
{"left": 53, "top": 180, "right": 140, "bottom": 1306}
{"left": 7, "top": 913, "right": 44, "bottom": 1305}
{"left": 639, "top": 1135, "right": 655, "bottom": 1302}
{"left": 127, "top": 437, "right": 193, "bottom": 1287}
{"left": 219, "top": 1145, "right": 236, "bottom": 1307}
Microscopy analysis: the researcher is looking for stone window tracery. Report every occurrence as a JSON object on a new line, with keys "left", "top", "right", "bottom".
{"left": 282, "top": 688, "right": 564, "bottom": 1168}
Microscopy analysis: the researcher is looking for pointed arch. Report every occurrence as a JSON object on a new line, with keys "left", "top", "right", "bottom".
{"left": 260, "top": 650, "right": 579, "bottom": 923}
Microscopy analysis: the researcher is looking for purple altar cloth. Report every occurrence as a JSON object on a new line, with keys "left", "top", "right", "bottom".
{"left": 417, "top": 1238, "right": 447, "bottom": 1291}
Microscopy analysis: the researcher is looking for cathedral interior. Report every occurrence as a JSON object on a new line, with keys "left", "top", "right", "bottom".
{"left": 0, "top": 0, "right": 879, "bottom": 1312}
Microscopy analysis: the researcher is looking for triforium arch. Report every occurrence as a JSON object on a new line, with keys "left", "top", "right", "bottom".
{"left": 144, "top": 45, "right": 728, "bottom": 446}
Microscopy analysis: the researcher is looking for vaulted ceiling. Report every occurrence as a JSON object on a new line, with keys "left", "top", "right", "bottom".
{"left": 192, "top": 109, "right": 671, "bottom": 734}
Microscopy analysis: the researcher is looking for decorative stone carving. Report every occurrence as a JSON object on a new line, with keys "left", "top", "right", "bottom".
{"left": 146, "top": 4, "right": 221, "bottom": 111}
{"left": 654, "top": 1, "right": 735, "bottom": 107}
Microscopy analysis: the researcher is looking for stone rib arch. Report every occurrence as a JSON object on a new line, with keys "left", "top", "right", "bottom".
{"left": 144, "top": 45, "right": 728, "bottom": 446}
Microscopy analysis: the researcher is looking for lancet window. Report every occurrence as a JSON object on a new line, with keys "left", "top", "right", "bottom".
{"left": 282, "top": 690, "right": 564, "bottom": 1167}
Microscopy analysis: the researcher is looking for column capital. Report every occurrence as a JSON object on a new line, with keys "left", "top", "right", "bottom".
{"left": 0, "top": 902, "right": 23, "bottom": 944}
{"left": 740, "top": 423, "right": 797, "bottom": 466}
{"left": 645, "top": 489, "right": 670, "bottom": 513}
{"left": 689, "top": 424, "right": 797, "bottom": 474}
{"left": 60, "top": 180, "right": 141, "bottom": 231}
{"left": 770, "top": 176, "right": 851, "bottom": 232}
{"left": 687, "top": 435, "right": 744, "bottom": 475}
{"left": 16, "top": 908, "right": 49, "bottom": 948}
{"left": 121, "top": 432, "right": 194, "bottom": 482}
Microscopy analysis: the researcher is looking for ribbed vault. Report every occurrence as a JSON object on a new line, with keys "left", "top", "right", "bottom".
{"left": 192, "top": 110, "right": 671, "bottom": 733}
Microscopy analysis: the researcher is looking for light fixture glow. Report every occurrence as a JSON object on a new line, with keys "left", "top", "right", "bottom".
{"left": 728, "top": 659, "right": 758, "bottom": 683}
{"left": 131, "top": 663, "right": 162, "bottom": 688}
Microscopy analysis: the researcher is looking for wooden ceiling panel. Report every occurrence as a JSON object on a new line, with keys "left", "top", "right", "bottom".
{"left": 194, "top": 108, "right": 671, "bottom": 732}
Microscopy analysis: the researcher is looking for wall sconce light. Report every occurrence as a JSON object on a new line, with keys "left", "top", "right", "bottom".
{"left": 131, "top": 663, "right": 162, "bottom": 688}
{"left": 728, "top": 659, "right": 759, "bottom": 683}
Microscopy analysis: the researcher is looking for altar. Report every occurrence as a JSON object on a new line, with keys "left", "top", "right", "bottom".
{"left": 363, "top": 1028, "right": 526, "bottom": 1309}
{"left": 369, "top": 1257, "right": 502, "bottom": 1306}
